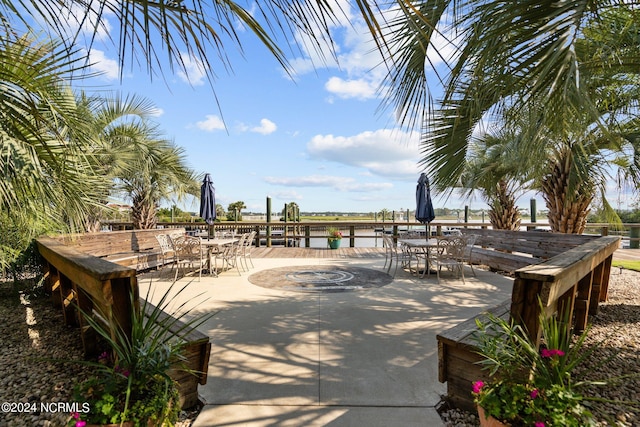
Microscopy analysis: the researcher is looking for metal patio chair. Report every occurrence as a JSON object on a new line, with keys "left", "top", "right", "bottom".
{"left": 428, "top": 236, "right": 466, "bottom": 284}
{"left": 172, "top": 235, "right": 205, "bottom": 281}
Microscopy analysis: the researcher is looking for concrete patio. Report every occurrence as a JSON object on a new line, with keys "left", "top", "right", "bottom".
{"left": 138, "top": 253, "right": 516, "bottom": 426}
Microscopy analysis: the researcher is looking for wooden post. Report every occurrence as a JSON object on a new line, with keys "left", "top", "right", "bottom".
{"left": 266, "top": 196, "right": 272, "bottom": 248}
{"left": 349, "top": 225, "right": 355, "bottom": 248}
{"left": 530, "top": 199, "right": 537, "bottom": 223}
{"left": 574, "top": 273, "right": 594, "bottom": 332}
{"left": 60, "top": 275, "right": 76, "bottom": 327}
{"left": 283, "top": 203, "right": 288, "bottom": 247}
{"left": 598, "top": 255, "right": 613, "bottom": 302}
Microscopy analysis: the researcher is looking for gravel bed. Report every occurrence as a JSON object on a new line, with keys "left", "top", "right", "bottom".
{"left": 440, "top": 268, "right": 640, "bottom": 427}
{"left": 0, "top": 284, "right": 199, "bottom": 427}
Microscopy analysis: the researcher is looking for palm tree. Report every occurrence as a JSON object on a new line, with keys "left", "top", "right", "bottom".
{"left": 2, "top": 0, "right": 362, "bottom": 86}
{"left": 0, "top": 33, "right": 106, "bottom": 240}
{"left": 384, "top": 2, "right": 639, "bottom": 172}
{"left": 73, "top": 93, "right": 170, "bottom": 231}
{"left": 460, "top": 131, "right": 530, "bottom": 230}
{"left": 226, "top": 201, "right": 246, "bottom": 221}
{"left": 0, "top": 33, "right": 110, "bottom": 272}
{"left": 383, "top": 4, "right": 640, "bottom": 232}
{"left": 113, "top": 125, "right": 199, "bottom": 229}
{"left": 215, "top": 204, "right": 226, "bottom": 220}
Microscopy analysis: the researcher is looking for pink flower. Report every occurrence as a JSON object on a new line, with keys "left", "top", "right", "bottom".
{"left": 72, "top": 412, "right": 80, "bottom": 420}
{"left": 75, "top": 421, "right": 87, "bottom": 427}
{"left": 534, "top": 422, "right": 545, "bottom": 427}
{"left": 541, "top": 348, "right": 565, "bottom": 358}
{"left": 530, "top": 389, "right": 539, "bottom": 399}
{"left": 115, "top": 365, "right": 130, "bottom": 377}
{"left": 98, "top": 351, "right": 109, "bottom": 364}
{"left": 472, "top": 381, "right": 484, "bottom": 394}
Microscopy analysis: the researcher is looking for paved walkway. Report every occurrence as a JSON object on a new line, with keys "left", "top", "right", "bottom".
{"left": 139, "top": 254, "right": 515, "bottom": 427}
{"left": 613, "top": 248, "right": 640, "bottom": 261}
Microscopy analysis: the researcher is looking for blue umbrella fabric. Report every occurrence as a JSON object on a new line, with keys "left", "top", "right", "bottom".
{"left": 416, "top": 173, "right": 436, "bottom": 225}
{"left": 200, "top": 173, "right": 217, "bottom": 225}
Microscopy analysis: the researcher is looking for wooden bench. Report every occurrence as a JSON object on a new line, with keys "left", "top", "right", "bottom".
{"left": 36, "top": 237, "right": 138, "bottom": 355}
{"left": 36, "top": 234, "right": 209, "bottom": 409}
{"left": 437, "top": 231, "right": 619, "bottom": 411}
{"left": 460, "top": 228, "right": 598, "bottom": 273}
{"left": 54, "top": 228, "right": 186, "bottom": 271}
{"left": 145, "top": 303, "right": 211, "bottom": 408}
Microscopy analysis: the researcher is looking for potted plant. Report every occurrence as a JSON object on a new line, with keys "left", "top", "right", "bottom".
{"left": 67, "top": 283, "right": 211, "bottom": 427}
{"left": 471, "top": 305, "right": 599, "bottom": 427}
{"left": 327, "top": 228, "right": 343, "bottom": 249}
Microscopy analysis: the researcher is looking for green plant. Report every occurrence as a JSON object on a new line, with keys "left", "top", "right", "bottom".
{"left": 471, "top": 304, "right": 598, "bottom": 426}
{"left": 612, "top": 260, "right": 640, "bottom": 272}
{"left": 327, "top": 228, "right": 342, "bottom": 241}
{"left": 67, "top": 282, "right": 211, "bottom": 427}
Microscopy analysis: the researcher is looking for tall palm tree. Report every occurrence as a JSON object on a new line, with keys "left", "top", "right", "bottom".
{"left": 0, "top": 33, "right": 102, "bottom": 230}
{"left": 226, "top": 201, "right": 246, "bottom": 221}
{"left": 460, "top": 131, "right": 530, "bottom": 230}
{"left": 70, "top": 93, "right": 155, "bottom": 231}
{"left": 384, "top": 4, "right": 640, "bottom": 232}
{"left": 113, "top": 125, "right": 198, "bottom": 229}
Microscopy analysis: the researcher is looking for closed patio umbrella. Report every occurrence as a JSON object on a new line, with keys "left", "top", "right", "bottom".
{"left": 200, "top": 173, "right": 216, "bottom": 237}
{"left": 416, "top": 173, "right": 435, "bottom": 237}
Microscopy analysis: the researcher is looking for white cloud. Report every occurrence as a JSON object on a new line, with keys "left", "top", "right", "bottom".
{"left": 272, "top": 190, "right": 304, "bottom": 201}
{"left": 86, "top": 49, "right": 119, "bottom": 80}
{"left": 264, "top": 175, "right": 392, "bottom": 192}
{"left": 325, "top": 77, "right": 377, "bottom": 100}
{"left": 34, "top": 3, "right": 112, "bottom": 42}
{"left": 284, "top": 4, "right": 461, "bottom": 107}
{"left": 306, "top": 129, "right": 420, "bottom": 179}
{"left": 251, "top": 118, "right": 277, "bottom": 135}
{"left": 176, "top": 53, "right": 207, "bottom": 86}
{"left": 196, "top": 115, "right": 226, "bottom": 132}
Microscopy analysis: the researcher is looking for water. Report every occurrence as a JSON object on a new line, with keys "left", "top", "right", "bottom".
{"left": 300, "top": 227, "right": 416, "bottom": 248}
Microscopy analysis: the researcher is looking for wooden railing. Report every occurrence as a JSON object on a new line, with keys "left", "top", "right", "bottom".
{"left": 103, "top": 220, "right": 640, "bottom": 248}
{"left": 36, "top": 237, "right": 139, "bottom": 356}
{"left": 436, "top": 231, "right": 620, "bottom": 411}
{"left": 36, "top": 233, "right": 210, "bottom": 408}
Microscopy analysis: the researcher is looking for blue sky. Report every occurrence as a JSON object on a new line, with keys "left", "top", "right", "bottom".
{"left": 59, "top": 3, "right": 633, "bottom": 215}
{"left": 66, "top": 3, "right": 484, "bottom": 215}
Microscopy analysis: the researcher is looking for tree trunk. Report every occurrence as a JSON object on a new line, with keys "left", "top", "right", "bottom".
{"left": 131, "top": 193, "right": 157, "bottom": 229}
{"left": 488, "top": 180, "right": 521, "bottom": 230}
{"left": 541, "top": 154, "right": 592, "bottom": 234}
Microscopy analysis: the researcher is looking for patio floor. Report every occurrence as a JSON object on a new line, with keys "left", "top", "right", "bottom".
{"left": 138, "top": 247, "right": 519, "bottom": 427}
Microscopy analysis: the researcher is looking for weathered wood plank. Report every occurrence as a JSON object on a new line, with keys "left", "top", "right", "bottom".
{"left": 250, "top": 247, "right": 386, "bottom": 258}
{"left": 460, "top": 228, "right": 596, "bottom": 258}
{"left": 36, "top": 237, "right": 139, "bottom": 356}
{"left": 470, "top": 248, "right": 540, "bottom": 273}
{"left": 37, "top": 237, "right": 137, "bottom": 281}
{"left": 55, "top": 228, "right": 186, "bottom": 259}
{"left": 439, "top": 234, "right": 620, "bottom": 412}
{"left": 38, "top": 232, "right": 209, "bottom": 410}
{"left": 144, "top": 303, "right": 211, "bottom": 408}
{"left": 515, "top": 236, "right": 619, "bottom": 283}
